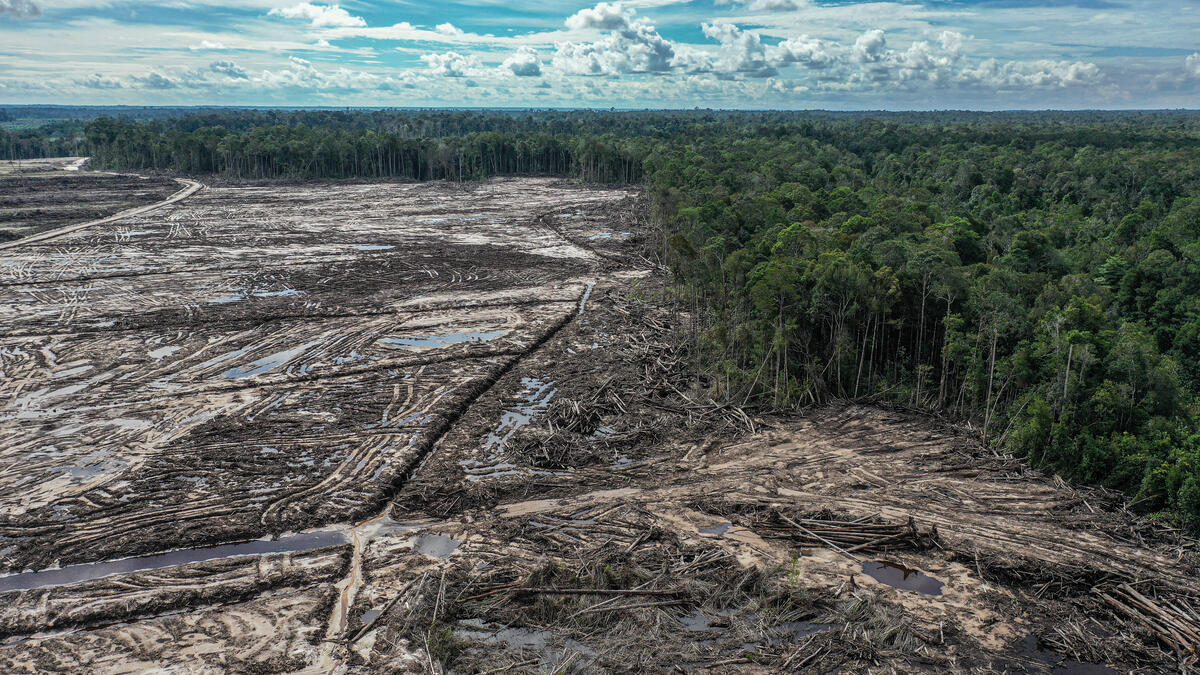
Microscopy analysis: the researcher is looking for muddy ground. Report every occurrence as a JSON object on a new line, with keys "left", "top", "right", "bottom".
{"left": 0, "top": 169, "right": 1196, "bottom": 673}
{"left": 0, "top": 168, "right": 179, "bottom": 241}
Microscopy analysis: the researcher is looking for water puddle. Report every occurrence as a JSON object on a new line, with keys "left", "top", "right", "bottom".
{"left": 461, "top": 378, "right": 557, "bottom": 481}
{"left": 861, "top": 561, "right": 944, "bottom": 596}
{"left": 361, "top": 608, "right": 382, "bottom": 625}
{"left": 456, "top": 618, "right": 551, "bottom": 649}
{"left": 147, "top": 345, "right": 182, "bottom": 361}
{"left": 209, "top": 289, "right": 305, "bottom": 304}
{"left": 587, "top": 231, "right": 633, "bottom": 241}
{"left": 380, "top": 328, "right": 508, "bottom": 350}
{"left": 484, "top": 377, "right": 556, "bottom": 451}
{"left": 0, "top": 530, "right": 350, "bottom": 594}
{"left": 410, "top": 534, "right": 460, "bottom": 559}
{"left": 196, "top": 343, "right": 259, "bottom": 371}
{"left": 578, "top": 281, "right": 595, "bottom": 314}
{"left": 223, "top": 341, "right": 318, "bottom": 379}
{"left": 699, "top": 522, "right": 733, "bottom": 536}
{"left": 772, "top": 620, "right": 835, "bottom": 643}
{"left": 455, "top": 619, "right": 595, "bottom": 669}
{"left": 681, "top": 611, "right": 721, "bottom": 632}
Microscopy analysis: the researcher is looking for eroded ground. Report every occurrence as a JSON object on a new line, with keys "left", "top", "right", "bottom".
{"left": 0, "top": 171, "right": 1196, "bottom": 674}
{"left": 0, "top": 164, "right": 180, "bottom": 241}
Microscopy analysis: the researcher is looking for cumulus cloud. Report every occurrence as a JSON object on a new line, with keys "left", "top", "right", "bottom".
{"left": 852, "top": 29, "right": 888, "bottom": 64}
{"left": 190, "top": 40, "right": 228, "bottom": 51}
{"left": 502, "top": 46, "right": 542, "bottom": 77}
{"left": 0, "top": 0, "right": 39, "bottom": 19}
{"left": 565, "top": 2, "right": 629, "bottom": 31}
{"left": 134, "top": 72, "right": 180, "bottom": 90}
{"left": 435, "top": 22, "right": 463, "bottom": 36}
{"left": 268, "top": 3, "right": 365, "bottom": 28}
{"left": 956, "top": 58, "right": 1102, "bottom": 89}
{"left": 257, "top": 56, "right": 386, "bottom": 91}
{"left": 554, "top": 2, "right": 677, "bottom": 75}
{"left": 699, "top": 23, "right": 835, "bottom": 77}
{"left": 76, "top": 73, "right": 123, "bottom": 90}
{"left": 702, "top": 22, "right": 776, "bottom": 78}
{"left": 421, "top": 51, "right": 477, "bottom": 77}
{"left": 1188, "top": 53, "right": 1200, "bottom": 79}
{"left": 209, "top": 60, "right": 249, "bottom": 80}
{"left": 775, "top": 35, "right": 837, "bottom": 69}
{"left": 836, "top": 28, "right": 1100, "bottom": 91}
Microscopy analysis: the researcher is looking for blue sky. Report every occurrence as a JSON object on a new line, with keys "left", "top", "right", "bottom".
{"left": 0, "top": 0, "right": 1198, "bottom": 109}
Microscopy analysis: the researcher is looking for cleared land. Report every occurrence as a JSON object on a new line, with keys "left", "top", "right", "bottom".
{"left": 0, "top": 161, "right": 180, "bottom": 242}
{"left": 0, "top": 171, "right": 1196, "bottom": 674}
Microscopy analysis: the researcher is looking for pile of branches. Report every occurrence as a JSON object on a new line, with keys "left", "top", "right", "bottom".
{"left": 760, "top": 513, "right": 939, "bottom": 561}
{"left": 698, "top": 503, "right": 939, "bottom": 559}
{"left": 368, "top": 525, "right": 835, "bottom": 672}
{"left": 1098, "top": 583, "right": 1200, "bottom": 667}
{"left": 506, "top": 377, "right": 637, "bottom": 470}
{"left": 611, "top": 299, "right": 757, "bottom": 435}
{"left": 507, "top": 287, "right": 756, "bottom": 472}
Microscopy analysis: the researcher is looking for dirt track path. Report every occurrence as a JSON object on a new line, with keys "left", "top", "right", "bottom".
{"left": 0, "top": 173, "right": 204, "bottom": 252}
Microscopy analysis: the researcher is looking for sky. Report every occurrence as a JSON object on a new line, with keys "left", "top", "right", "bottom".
{"left": 1, "top": 0, "right": 1198, "bottom": 110}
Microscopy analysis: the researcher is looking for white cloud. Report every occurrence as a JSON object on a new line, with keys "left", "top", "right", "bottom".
{"left": 566, "top": 2, "right": 629, "bottom": 31}
{"left": 134, "top": 72, "right": 180, "bottom": 90}
{"left": 502, "top": 46, "right": 542, "bottom": 77}
{"left": 775, "top": 35, "right": 837, "bottom": 69}
{"left": 209, "top": 60, "right": 249, "bottom": 80}
{"left": 853, "top": 29, "right": 888, "bottom": 63}
{"left": 190, "top": 40, "right": 228, "bottom": 51}
{"left": 256, "top": 56, "right": 387, "bottom": 91}
{"left": 702, "top": 22, "right": 776, "bottom": 78}
{"left": 1188, "top": 53, "right": 1200, "bottom": 79}
{"left": 554, "top": 2, "right": 677, "bottom": 75}
{"left": 268, "top": 3, "right": 365, "bottom": 28}
{"left": 0, "top": 0, "right": 39, "bottom": 19}
{"left": 76, "top": 73, "right": 123, "bottom": 89}
{"left": 956, "top": 58, "right": 1102, "bottom": 89}
{"left": 421, "top": 51, "right": 478, "bottom": 77}
{"left": 436, "top": 22, "right": 463, "bottom": 36}
{"left": 701, "top": 22, "right": 836, "bottom": 77}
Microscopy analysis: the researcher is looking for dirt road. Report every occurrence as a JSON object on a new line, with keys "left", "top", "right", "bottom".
{"left": 0, "top": 176, "right": 202, "bottom": 251}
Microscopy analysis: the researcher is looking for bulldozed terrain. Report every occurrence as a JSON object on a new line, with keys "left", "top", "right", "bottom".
{"left": 0, "top": 160, "right": 180, "bottom": 242}
{"left": 0, "top": 168, "right": 1196, "bottom": 673}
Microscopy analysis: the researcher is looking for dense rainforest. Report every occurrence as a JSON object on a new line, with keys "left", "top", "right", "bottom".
{"left": 8, "top": 108, "right": 1200, "bottom": 532}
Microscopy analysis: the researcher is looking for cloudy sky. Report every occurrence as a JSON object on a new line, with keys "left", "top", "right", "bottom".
{"left": 1, "top": 0, "right": 1198, "bottom": 109}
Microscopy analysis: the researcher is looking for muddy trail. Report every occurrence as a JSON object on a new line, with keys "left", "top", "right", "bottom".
{"left": 0, "top": 166, "right": 181, "bottom": 243}
{"left": 0, "top": 169, "right": 1196, "bottom": 673}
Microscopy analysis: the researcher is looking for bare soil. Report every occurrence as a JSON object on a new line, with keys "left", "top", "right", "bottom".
{"left": 0, "top": 171, "right": 1195, "bottom": 674}
{"left": 0, "top": 172, "right": 179, "bottom": 241}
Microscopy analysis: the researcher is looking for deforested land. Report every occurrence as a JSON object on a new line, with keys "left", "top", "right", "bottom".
{"left": 1, "top": 109, "right": 1199, "bottom": 673}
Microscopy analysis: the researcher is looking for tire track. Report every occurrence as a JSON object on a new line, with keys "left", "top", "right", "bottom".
{"left": 0, "top": 176, "right": 204, "bottom": 252}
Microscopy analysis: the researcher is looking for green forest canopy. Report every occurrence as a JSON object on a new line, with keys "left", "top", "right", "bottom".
{"left": 7, "top": 108, "right": 1200, "bottom": 531}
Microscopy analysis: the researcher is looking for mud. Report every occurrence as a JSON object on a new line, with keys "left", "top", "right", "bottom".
{"left": 0, "top": 172, "right": 178, "bottom": 241}
{"left": 0, "top": 170, "right": 1195, "bottom": 673}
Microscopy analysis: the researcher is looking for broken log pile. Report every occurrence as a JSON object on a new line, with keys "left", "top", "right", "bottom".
{"left": 738, "top": 510, "right": 939, "bottom": 558}
{"left": 1098, "top": 583, "right": 1200, "bottom": 667}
